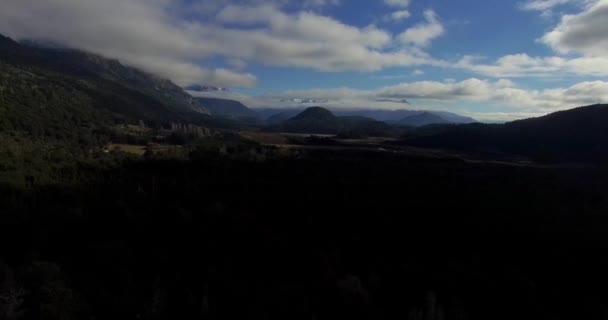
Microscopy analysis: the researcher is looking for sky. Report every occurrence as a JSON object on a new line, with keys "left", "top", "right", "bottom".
{"left": 1, "top": 0, "right": 608, "bottom": 121}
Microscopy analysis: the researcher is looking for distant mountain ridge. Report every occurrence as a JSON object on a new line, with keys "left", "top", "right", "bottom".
{"left": 265, "top": 112, "right": 295, "bottom": 125}
{"left": 195, "top": 97, "right": 258, "bottom": 120}
{"left": 184, "top": 85, "right": 229, "bottom": 93}
{"left": 278, "top": 107, "right": 340, "bottom": 134}
{"left": 0, "top": 33, "right": 222, "bottom": 148}
{"left": 403, "top": 104, "right": 608, "bottom": 163}
{"left": 291, "top": 107, "right": 336, "bottom": 122}
{"left": 255, "top": 107, "right": 475, "bottom": 126}
{"left": 333, "top": 109, "right": 476, "bottom": 124}
{"left": 0, "top": 33, "right": 476, "bottom": 141}
{"left": 18, "top": 40, "right": 209, "bottom": 115}
{"left": 266, "top": 107, "right": 394, "bottom": 136}
{"left": 398, "top": 112, "right": 449, "bottom": 127}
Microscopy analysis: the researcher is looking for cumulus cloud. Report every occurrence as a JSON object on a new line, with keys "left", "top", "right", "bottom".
{"left": 117, "top": 53, "right": 259, "bottom": 88}
{"left": 251, "top": 79, "right": 608, "bottom": 114}
{"left": 456, "top": 53, "right": 608, "bottom": 78}
{"left": 3, "top": 0, "right": 603, "bottom": 120}
{"left": 385, "top": 10, "right": 412, "bottom": 22}
{"left": 542, "top": 0, "right": 608, "bottom": 56}
{"left": 190, "top": 77, "right": 608, "bottom": 121}
{"left": 375, "top": 78, "right": 496, "bottom": 101}
{"left": 0, "top": 0, "right": 258, "bottom": 87}
{"left": 0, "top": 0, "right": 448, "bottom": 88}
{"left": 212, "top": 5, "right": 442, "bottom": 71}
{"left": 492, "top": 81, "right": 608, "bottom": 110}
{"left": 383, "top": 0, "right": 411, "bottom": 22}
{"left": 265, "top": 79, "right": 499, "bottom": 105}
{"left": 397, "top": 10, "right": 445, "bottom": 47}
{"left": 454, "top": 1, "right": 608, "bottom": 78}
{"left": 216, "top": 5, "right": 391, "bottom": 48}
{"left": 392, "top": 79, "right": 608, "bottom": 110}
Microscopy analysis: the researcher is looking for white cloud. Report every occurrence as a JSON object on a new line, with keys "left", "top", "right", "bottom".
{"left": 520, "top": 0, "right": 572, "bottom": 11}
{"left": 397, "top": 10, "right": 445, "bottom": 47}
{"left": 490, "top": 81, "right": 608, "bottom": 110}
{"left": 115, "top": 53, "right": 259, "bottom": 88}
{"left": 216, "top": 5, "right": 392, "bottom": 48}
{"left": 257, "top": 79, "right": 462, "bottom": 104}
{"left": 0, "top": 0, "right": 449, "bottom": 87}
{"left": 391, "top": 79, "right": 608, "bottom": 110}
{"left": 210, "top": 5, "right": 439, "bottom": 71}
{"left": 269, "top": 79, "right": 496, "bottom": 105}
{"left": 385, "top": 10, "right": 412, "bottom": 22}
{"left": 376, "top": 78, "right": 496, "bottom": 101}
{"left": 303, "top": 0, "right": 341, "bottom": 8}
{"left": 456, "top": 53, "right": 608, "bottom": 77}
{"left": 383, "top": 0, "right": 411, "bottom": 22}
{"left": 3, "top": 0, "right": 602, "bottom": 122}
{"left": 412, "top": 69, "right": 425, "bottom": 75}
{"left": 191, "top": 77, "right": 608, "bottom": 121}
{"left": 542, "top": 0, "right": 608, "bottom": 56}
{"left": 0, "top": 0, "right": 258, "bottom": 88}
{"left": 254, "top": 79, "right": 608, "bottom": 115}
{"left": 385, "top": 0, "right": 411, "bottom": 8}
{"left": 455, "top": 1, "right": 608, "bottom": 78}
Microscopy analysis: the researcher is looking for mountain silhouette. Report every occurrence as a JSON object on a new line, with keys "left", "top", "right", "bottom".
{"left": 404, "top": 104, "right": 608, "bottom": 162}
{"left": 398, "top": 112, "right": 449, "bottom": 127}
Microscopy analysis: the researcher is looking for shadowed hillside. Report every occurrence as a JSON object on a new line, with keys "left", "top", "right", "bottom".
{"left": 195, "top": 97, "right": 259, "bottom": 120}
{"left": 398, "top": 112, "right": 449, "bottom": 127}
{"left": 266, "top": 107, "right": 396, "bottom": 136}
{"left": 402, "top": 104, "right": 608, "bottom": 163}
{"left": 0, "top": 34, "right": 225, "bottom": 147}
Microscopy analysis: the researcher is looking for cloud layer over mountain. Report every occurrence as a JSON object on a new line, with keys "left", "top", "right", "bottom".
{"left": 1, "top": 0, "right": 607, "bottom": 121}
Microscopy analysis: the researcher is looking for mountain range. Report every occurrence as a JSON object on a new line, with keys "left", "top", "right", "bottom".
{"left": 0, "top": 34, "right": 216, "bottom": 139}
{"left": 5, "top": 32, "right": 608, "bottom": 164}
{"left": 0, "top": 35, "right": 235, "bottom": 151}
{"left": 397, "top": 112, "right": 449, "bottom": 127}
{"left": 1, "top": 34, "right": 477, "bottom": 133}
{"left": 195, "top": 97, "right": 258, "bottom": 121}
{"left": 3, "top": 36, "right": 210, "bottom": 117}
{"left": 254, "top": 107, "right": 476, "bottom": 126}
{"left": 184, "top": 85, "right": 229, "bottom": 93}
{"left": 403, "top": 103, "right": 608, "bottom": 163}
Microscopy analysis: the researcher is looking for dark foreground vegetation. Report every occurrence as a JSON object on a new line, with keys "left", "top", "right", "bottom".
{"left": 2, "top": 142, "right": 608, "bottom": 320}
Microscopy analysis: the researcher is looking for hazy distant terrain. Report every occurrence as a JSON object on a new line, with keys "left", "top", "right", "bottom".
{"left": 255, "top": 107, "right": 476, "bottom": 126}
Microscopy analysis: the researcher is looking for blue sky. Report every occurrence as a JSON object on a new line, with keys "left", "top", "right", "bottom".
{"left": 1, "top": 0, "right": 608, "bottom": 121}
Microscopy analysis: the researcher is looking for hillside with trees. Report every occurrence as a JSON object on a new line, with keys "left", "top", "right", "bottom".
{"left": 401, "top": 104, "right": 608, "bottom": 162}
{"left": 266, "top": 107, "right": 396, "bottom": 137}
{"left": 196, "top": 97, "right": 259, "bottom": 121}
